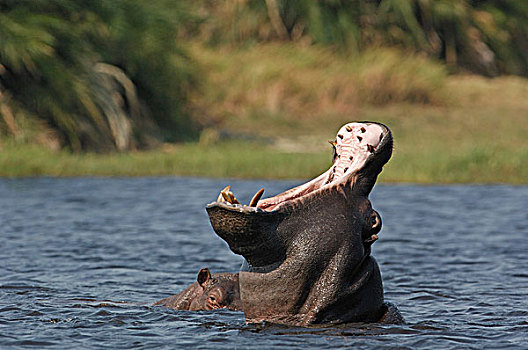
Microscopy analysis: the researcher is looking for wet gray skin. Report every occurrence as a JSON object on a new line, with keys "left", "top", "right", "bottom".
{"left": 206, "top": 122, "right": 403, "bottom": 326}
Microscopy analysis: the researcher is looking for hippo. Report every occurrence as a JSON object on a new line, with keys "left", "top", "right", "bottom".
{"left": 205, "top": 121, "right": 403, "bottom": 326}
{"left": 154, "top": 268, "right": 242, "bottom": 311}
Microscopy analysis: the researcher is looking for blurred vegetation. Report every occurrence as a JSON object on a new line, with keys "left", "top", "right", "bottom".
{"left": 0, "top": 0, "right": 198, "bottom": 152}
{"left": 1, "top": 1, "right": 527, "bottom": 183}
{"left": 189, "top": 0, "right": 528, "bottom": 76}
{"left": 190, "top": 43, "right": 447, "bottom": 136}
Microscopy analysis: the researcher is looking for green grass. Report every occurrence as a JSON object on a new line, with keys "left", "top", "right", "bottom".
{"left": 0, "top": 141, "right": 330, "bottom": 179}
{"left": 2, "top": 129, "right": 527, "bottom": 183}
{"left": 2, "top": 45, "right": 528, "bottom": 183}
{"left": 190, "top": 44, "right": 447, "bottom": 137}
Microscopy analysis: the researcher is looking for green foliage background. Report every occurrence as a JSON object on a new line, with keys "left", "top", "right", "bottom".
{"left": 0, "top": 0, "right": 197, "bottom": 151}
{"left": 1, "top": 0, "right": 527, "bottom": 152}
{"left": 190, "top": 0, "right": 528, "bottom": 76}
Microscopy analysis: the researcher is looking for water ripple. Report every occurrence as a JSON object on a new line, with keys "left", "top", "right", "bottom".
{"left": 0, "top": 179, "right": 527, "bottom": 348}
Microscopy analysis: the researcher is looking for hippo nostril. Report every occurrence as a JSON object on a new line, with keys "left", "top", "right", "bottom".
{"left": 361, "top": 127, "right": 366, "bottom": 133}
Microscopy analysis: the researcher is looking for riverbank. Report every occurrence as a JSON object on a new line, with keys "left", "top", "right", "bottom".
{"left": 2, "top": 45, "right": 527, "bottom": 183}
{"left": 2, "top": 107, "right": 527, "bottom": 183}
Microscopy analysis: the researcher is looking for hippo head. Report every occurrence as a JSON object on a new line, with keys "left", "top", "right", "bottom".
{"left": 189, "top": 268, "right": 242, "bottom": 311}
{"left": 206, "top": 122, "right": 393, "bottom": 325}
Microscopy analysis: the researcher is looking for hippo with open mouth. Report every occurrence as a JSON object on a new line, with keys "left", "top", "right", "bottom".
{"left": 205, "top": 121, "right": 403, "bottom": 326}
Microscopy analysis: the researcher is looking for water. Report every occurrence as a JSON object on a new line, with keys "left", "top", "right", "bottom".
{"left": 1, "top": 177, "right": 527, "bottom": 349}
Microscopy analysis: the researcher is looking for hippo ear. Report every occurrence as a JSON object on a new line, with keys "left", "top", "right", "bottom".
{"left": 197, "top": 268, "right": 211, "bottom": 288}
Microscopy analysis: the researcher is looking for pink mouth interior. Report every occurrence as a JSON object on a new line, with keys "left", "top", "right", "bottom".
{"left": 257, "top": 123, "right": 384, "bottom": 211}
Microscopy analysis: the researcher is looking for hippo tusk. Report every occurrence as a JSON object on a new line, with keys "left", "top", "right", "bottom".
{"left": 249, "top": 188, "right": 265, "bottom": 207}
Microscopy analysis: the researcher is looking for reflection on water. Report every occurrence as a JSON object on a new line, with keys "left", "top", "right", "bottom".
{"left": 1, "top": 178, "right": 527, "bottom": 349}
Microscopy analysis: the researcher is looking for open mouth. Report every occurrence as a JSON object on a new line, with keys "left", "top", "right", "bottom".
{"left": 210, "top": 122, "right": 392, "bottom": 212}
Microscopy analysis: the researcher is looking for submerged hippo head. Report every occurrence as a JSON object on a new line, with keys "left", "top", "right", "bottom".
{"left": 206, "top": 122, "right": 393, "bottom": 326}
{"left": 189, "top": 268, "right": 242, "bottom": 311}
{"left": 154, "top": 268, "right": 242, "bottom": 311}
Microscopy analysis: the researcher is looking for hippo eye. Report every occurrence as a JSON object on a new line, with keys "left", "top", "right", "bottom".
{"left": 209, "top": 296, "right": 216, "bottom": 302}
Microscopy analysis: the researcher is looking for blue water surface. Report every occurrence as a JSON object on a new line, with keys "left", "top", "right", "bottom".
{"left": 1, "top": 177, "right": 527, "bottom": 349}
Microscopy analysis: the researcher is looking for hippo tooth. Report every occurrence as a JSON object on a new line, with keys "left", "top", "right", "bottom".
{"left": 221, "top": 192, "right": 231, "bottom": 203}
{"left": 219, "top": 186, "right": 232, "bottom": 203}
{"left": 217, "top": 186, "right": 241, "bottom": 205}
{"left": 228, "top": 191, "right": 240, "bottom": 205}
{"left": 249, "top": 188, "right": 265, "bottom": 207}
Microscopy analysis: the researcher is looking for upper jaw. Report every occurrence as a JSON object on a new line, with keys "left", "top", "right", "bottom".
{"left": 207, "top": 122, "right": 392, "bottom": 213}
